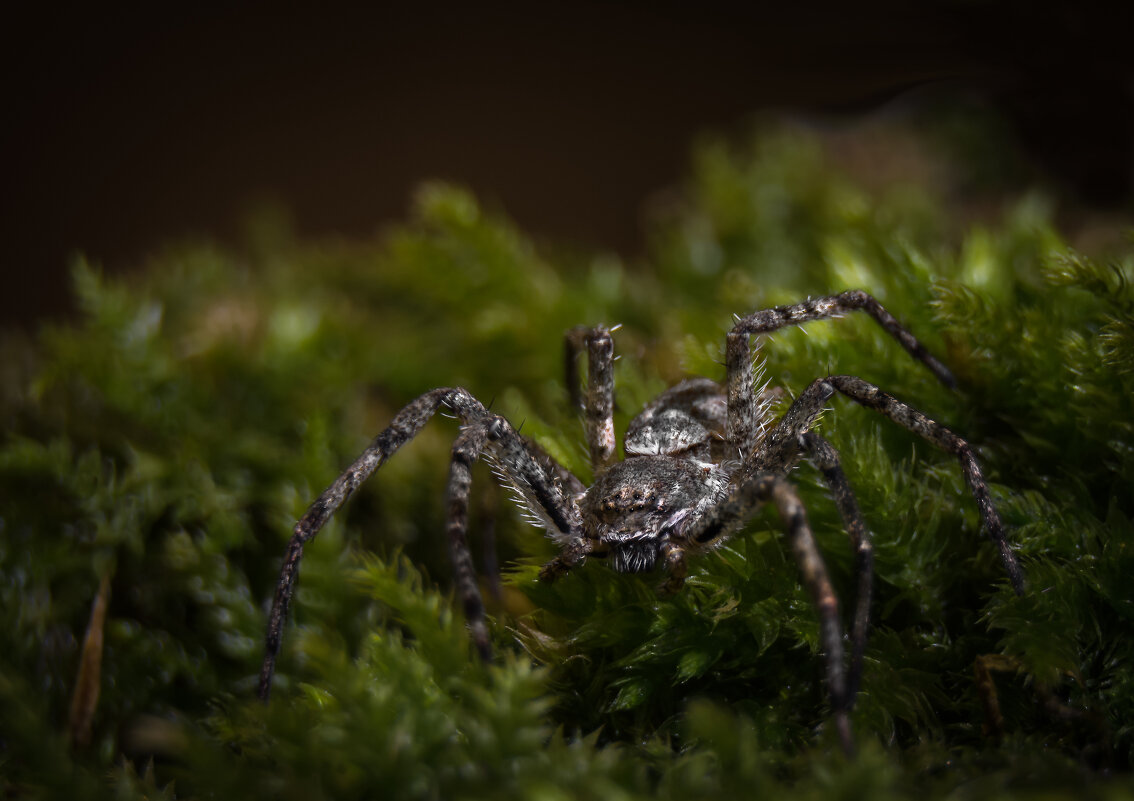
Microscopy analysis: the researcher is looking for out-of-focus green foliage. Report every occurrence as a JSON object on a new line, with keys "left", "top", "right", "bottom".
{"left": 2, "top": 116, "right": 1133, "bottom": 799}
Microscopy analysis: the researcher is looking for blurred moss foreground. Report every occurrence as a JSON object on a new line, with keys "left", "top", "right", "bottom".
{"left": 3, "top": 116, "right": 1134, "bottom": 800}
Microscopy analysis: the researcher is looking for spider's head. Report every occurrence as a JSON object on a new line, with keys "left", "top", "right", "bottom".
{"left": 583, "top": 455, "right": 729, "bottom": 574}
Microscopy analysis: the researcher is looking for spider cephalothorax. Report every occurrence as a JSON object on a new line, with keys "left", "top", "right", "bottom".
{"left": 259, "top": 290, "right": 1025, "bottom": 756}
{"left": 582, "top": 449, "right": 731, "bottom": 574}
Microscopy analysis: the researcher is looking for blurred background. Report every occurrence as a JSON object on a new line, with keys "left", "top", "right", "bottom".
{"left": 3, "top": 1, "right": 1132, "bottom": 330}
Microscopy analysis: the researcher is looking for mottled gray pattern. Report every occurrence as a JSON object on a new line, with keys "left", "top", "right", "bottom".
{"left": 261, "top": 291, "right": 1025, "bottom": 757}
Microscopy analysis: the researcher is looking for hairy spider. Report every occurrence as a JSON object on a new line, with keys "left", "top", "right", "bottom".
{"left": 259, "top": 289, "right": 1025, "bottom": 755}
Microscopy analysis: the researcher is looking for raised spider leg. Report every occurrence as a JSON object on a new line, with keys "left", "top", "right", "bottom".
{"left": 801, "top": 432, "right": 873, "bottom": 700}
{"left": 731, "top": 289, "right": 957, "bottom": 389}
{"left": 259, "top": 387, "right": 584, "bottom": 701}
{"left": 728, "top": 290, "right": 955, "bottom": 464}
{"left": 764, "top": 375, "right": 1026, "bottom": 595}
{"left": 665, "top": 474, "right": 855, "bottom": 756}
{"left": 565, "top": 325, "right": 616, "bottom": 473}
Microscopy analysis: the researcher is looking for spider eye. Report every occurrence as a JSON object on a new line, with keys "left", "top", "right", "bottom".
{"left": 599, "top": 485, "right": 654, "bottom": 515}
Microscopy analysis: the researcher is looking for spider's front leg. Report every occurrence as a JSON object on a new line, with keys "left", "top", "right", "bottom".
{"left": 672, "top": 474, "right": 856, "bottom": 755}
{"left": 458, "top": 414, "right": 592, "bottom": 656}
{"left": 259, "top": 387, "right": 585, "bottom": 701}
{"left": 260, "top": 387, "right": 465, "bottom": 700}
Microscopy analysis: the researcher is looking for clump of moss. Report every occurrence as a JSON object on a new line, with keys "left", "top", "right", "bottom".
{"left": 2, "top": 115, "right": 1132, "bottom": 799}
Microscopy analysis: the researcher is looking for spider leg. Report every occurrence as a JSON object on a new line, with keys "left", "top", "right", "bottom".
{"left": 762, "top": 375, "right": 1025, "bottom": 595}
{"left": 259, "top": 387, "right": 583, "bottom": 701}
{"left": 802, "top": 432, "right": 873, "bottom": 700}
{"left": 475, "top": 415, "right": 594, "bottom": 638}
{"left": 260, "top": 387, "right": 459, "bottom": 700}
{"left": 671, "top": 474, "right": 855, "bottom": 755}
{"left": 491, "top": 426, "right": 592, "bottom": 583}
{"left": 538, "top": 537, "right": 594, "bottom": 582}
{"left": 726, "top": 330, "right": 777, "bottom": 459}
{"left": 732, "top": 290, "right": 956, "bottom": 388}
{"left": 657, "top": 539, "right": 689, "bottom": 595}
{"left": 520, "top": 435, "right": 587, "bottom": 498}
{"left": 502, "top": 431, "right": 593, "bottom": 580}
{"left": 565, "top": 325, "right": 616, "bottom": 472}
{"left": 447, "top": 418, "right": 497, "bottom": 662}
{"left": 772, "top": 478, "right": 855, "bottom": 756}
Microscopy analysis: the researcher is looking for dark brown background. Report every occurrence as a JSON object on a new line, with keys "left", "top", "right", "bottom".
{"left": 4, "top": 2, "right": 1131, "bottom": 330}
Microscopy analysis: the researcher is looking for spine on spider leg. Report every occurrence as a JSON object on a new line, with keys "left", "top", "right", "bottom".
{"left": 489, "top": 431, "right": 583, "bottom": 541}
{"left": 726, "top": 331, "right": 777, "bottom": 464}
{"left": 746, "top": 378, "right": 836, "bottom": 477}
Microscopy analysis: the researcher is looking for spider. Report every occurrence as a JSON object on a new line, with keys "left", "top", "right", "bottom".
{"left": 258, "top": 289, "right": 1025, "bottom": 755}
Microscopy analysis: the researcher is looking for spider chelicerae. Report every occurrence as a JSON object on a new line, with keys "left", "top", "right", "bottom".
{"left": 258, "top": 289, "right": 1026, "bottom": 755}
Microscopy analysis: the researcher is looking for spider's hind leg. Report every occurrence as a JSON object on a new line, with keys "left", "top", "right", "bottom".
{"left": 771, "top": 478, "right": 855, "bottom": 756}
{"left": 674, "top": 475, "right": 855, "bottom": 755}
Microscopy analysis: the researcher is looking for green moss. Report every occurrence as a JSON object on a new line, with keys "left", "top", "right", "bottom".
{"left": 2, "top": 115, "right": 1133, "bottom": 799}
